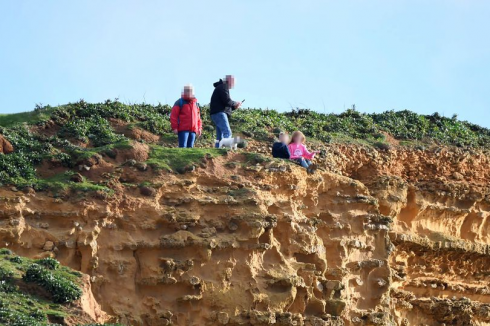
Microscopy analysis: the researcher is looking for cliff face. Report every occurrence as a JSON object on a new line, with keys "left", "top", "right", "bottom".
{"left": 1, "top": 144, "right": 490, "bottom": 326}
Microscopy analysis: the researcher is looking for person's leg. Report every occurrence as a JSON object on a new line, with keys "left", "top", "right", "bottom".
{"left": 187, "top": 132, "right": 196, "bottom": 148}
{"left": 211, "top": 114, "right": 222, "bottom": 148}
{"left": 220, "top": 113, "right": 232, "bottom": 139}
{"left": 299, "top": 158, "right": 309, "bottom": 168}
{"left": 293, "top": 158, "right": 305, "bottom": 167}
{"left": 211, "top": 112, "right": 232, "bottom": 148}
{"left": 304, "top": 159, "right": 311, "bottom": 167}
{"left": 178, "top": 131, "right": 189, "bottom": 148}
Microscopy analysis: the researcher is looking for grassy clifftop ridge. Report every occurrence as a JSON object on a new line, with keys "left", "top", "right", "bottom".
{"left": 0, "top": 100, "right": 489, "bottom": 189}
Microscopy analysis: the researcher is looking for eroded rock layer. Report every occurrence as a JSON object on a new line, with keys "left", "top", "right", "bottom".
{"left": 1, "top": 146, "right": 490, "bottom": 325}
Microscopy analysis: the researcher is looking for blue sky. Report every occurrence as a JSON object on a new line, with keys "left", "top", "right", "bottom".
{"left": 1, "top": 1, "right": 489, "bottom": 127}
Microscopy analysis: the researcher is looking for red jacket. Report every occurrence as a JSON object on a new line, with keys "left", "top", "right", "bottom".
{"left": 170, "top": 96, "right": 202, "bottom": 133}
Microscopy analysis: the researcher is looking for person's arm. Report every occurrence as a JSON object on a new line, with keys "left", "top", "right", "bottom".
{"left": 302, "top": 145, "right": 317, "bottom": 159}
{"left": 170, "top": 103, "right": 179, "bottom": 133}
{"left": 287, "top": 144, "right": 296, "bottom": 159}
{"left": 283, "top": 144, "right": 291, "bottom": 159}
{"left": 197, "top": 105, "right": 202, "bottom": 135}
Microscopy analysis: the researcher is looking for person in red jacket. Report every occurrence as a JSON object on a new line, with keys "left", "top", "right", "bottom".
{"left": 170, "top": 85, "right": 202, "bottom": 148}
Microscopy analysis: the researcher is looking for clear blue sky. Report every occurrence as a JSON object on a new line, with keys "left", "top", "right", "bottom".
{"left": 1, "top": 1, "right": 489, "bottom": 127}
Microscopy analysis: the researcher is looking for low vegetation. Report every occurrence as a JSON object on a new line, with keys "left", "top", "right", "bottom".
{"left": 147, "top": 146, "right": 226, "bottom": 173}
{"left": 23, "top": 263, "right": 82, "bottom": 304}
{"left": 0, "top": 100, "right": 489, "bottom": 189}
{"left": 0, "top": 248, "right": 83, "bottom": 325}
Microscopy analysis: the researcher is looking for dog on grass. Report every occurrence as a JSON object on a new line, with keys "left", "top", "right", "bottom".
{"left": 219, "top": 136, "right": 241, "bottom": 150}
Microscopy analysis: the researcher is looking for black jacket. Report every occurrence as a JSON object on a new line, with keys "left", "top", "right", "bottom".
{"left": 210, "top": 79, "right": 237, "bottom": 116}
{"left": 272, "top": 142, "right": 291, "bottom": 159}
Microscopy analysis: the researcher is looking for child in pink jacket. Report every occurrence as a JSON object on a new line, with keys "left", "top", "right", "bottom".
{"left": 288, "top": 130, "right": 319, "bottom": 172}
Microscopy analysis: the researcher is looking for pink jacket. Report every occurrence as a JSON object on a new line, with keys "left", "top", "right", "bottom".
{"left": 288, "top": 143, "right": 316, "bottom": 160}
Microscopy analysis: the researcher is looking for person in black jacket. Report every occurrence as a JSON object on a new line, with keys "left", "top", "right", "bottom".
{"left": 272, "top": 132, "right": 291, "bottom": 159}
{"left": 210, "top": 75, "right": 241, "bottom": 148}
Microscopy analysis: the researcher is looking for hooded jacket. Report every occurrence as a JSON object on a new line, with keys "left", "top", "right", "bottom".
{"left": 210, "top": 79, "right": 237, "bottom": 116}
{"left": 272, "top": 142, "right": 291, "bottom": 159}
{"left": 170, "top": 96, "right": 202, "bottom": 133}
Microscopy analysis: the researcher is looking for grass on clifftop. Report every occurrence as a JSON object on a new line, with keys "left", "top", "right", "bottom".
{"left": 0, "top": 106, "right": 56, "bottom": 127}
{"left": 147, "top": 146, "right": 226, "bottom": 172}
{"left": 34, "top": 171, "right": 114, "bottom": 195}
{"left": 1, "top": 100, "right": 490, "bottom": 189}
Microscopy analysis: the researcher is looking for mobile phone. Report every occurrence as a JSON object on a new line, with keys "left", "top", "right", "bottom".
{"left": 241, "top": 99, "right": 246, "bottom": 103}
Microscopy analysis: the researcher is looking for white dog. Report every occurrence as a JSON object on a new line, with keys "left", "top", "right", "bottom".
{"left": 219, "top": 136, "right": 241, "bottom": 150}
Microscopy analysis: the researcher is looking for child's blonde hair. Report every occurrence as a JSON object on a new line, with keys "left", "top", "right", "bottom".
{"left": 290, "top": 130, "right": 306, "bottom": 144}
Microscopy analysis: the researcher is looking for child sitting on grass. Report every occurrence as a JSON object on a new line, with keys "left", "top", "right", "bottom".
{"left": 288, "top": 130, "right": 319, "bottom": 173}
{"left": 272, "top": 132, "right": 291, "bottom": 159}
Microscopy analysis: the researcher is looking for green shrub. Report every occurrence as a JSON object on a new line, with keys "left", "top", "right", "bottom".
{"left": 0, "top": 248, "right": 12, "bottom": 255}
{"left": 0, "top": 307, "right": 44, "bottom": 326}
{"left": 0, "top": 153, "right": 37, "bottom": 185}
{"left": 0, "top": 125, "right": 50, "bottom": 185}
{"left": 53, "top": 152, "right": 73, "bottom": 167}
{"left": 60, "top": 116, "right": 126, "bottom": 146}
{"left": 9, "top": 256, "right": 23, "bottom": 264}
{"left": 36, "top": 257, "right": 60, "bottom": 270}
{"left": 0, "top": 267, "right": 16, "bottom": 293}
{"left": 23, "top": 264, "right": 82, "bottom": 303}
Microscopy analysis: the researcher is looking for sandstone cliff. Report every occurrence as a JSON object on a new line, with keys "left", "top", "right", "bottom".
{"left": 1, "top": 140, "right": 489, "bottom": 326}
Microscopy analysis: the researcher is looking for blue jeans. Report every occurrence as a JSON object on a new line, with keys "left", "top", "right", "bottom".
{"left": 178, "top": 131, "right": 196, "bottom": 148}
{"left": 211, "top": 112, "right": 232, "bottom": 148}
{"left": 293, "top": 158, "right": 311, "bottom": 168}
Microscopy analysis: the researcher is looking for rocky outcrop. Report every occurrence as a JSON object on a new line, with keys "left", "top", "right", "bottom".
{"left": 1, "top": 146, "right": 490, "bottom": 325}
{"left": 0, "top": 134, "right": 14, "bottom": 154}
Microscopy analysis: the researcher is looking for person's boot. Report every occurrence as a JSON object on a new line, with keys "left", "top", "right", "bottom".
{"left": 307, "top": 163, "right": 317, "bottom": 174}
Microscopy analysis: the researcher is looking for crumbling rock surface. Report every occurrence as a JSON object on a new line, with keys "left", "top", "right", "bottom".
{"left": 1, "top": 145, "right": 490, "bottom": 325}
{"left": 0, "top": 134, "right": 14, "bottom": 154}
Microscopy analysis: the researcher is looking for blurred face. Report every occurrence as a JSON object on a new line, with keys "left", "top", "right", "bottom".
{"left": 226, "top": 75, "right": 235, "bottom": 89}
{"left": 293, "top": 134, "right": 302, "bottom": 143}
{"left": 279, "top": 134, "right": 289, "bottom": 143}
{"left": 182, "top": 85, "right": 194, "bottom": 98}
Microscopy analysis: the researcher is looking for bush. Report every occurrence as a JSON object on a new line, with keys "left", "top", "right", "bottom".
{"left": 23, "top": 264, "right": 82, "bottom": 303}
{"left": 36, "top": 257, "right": 60, "bottom": 270}
{"left": 0, "top": 153, "right": 37, "bottom": 184}
{"left": 9, "top": 256, "right": 23, "bottom": 264}
{"left": 53, "top": 152, "right": 73, "bottom": 167}
{"left": 60, "top": 116, "right": 126, "bottom": 146}
{"left": 0, "top": 267, "right": 16, "bottom": 293}
{"left": 0, "top": 307, "right": 44, "bottom": 326}
{"left": 0, "top": 248, "right": 12, "bottom": 255}
{"left": 0, "top": 125, "right": 49, "bottom": 185}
